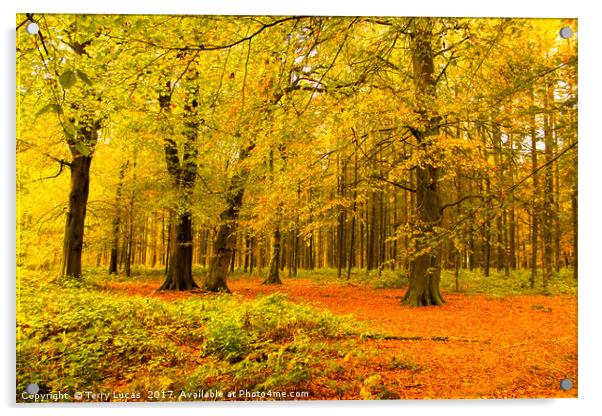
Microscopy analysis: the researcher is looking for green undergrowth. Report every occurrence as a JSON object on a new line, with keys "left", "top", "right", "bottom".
{"left": 267, "top": 266, "right": 577, "bottom": 297}
{"left": 439, "top": 268, "right": 577, "bottom": 297}
{"left": 76, "top": 263, "right": 577, "bottom": 298}
{"left": 16, "top": 269, "right": 364, "bottom": 402}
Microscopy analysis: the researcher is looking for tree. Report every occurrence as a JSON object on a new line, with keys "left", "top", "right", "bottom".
{"left": 201, "top": 142, "right": 254, "bottom": 292}
{"left": 109, "top": 161, "right": 129, "bottom": 274}
{"left": 402, "top": 19, "right": 445, "bottom": 306}
{"left": 158, "top": 66, "right": 201, "bottom": 291}
{"left": 16, "top": 15, "right": 578, "bottom": 304}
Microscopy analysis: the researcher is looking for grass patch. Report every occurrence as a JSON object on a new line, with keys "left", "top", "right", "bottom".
{"left": 440, "top": 268, "right": 577, "bottom": 297}
{"left": 271, "top": 266, "right": 577, "bottom": 297}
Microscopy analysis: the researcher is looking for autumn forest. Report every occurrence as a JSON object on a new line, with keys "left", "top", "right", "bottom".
{"left": 16, "top": 15, "right": 577, "bottom": 401}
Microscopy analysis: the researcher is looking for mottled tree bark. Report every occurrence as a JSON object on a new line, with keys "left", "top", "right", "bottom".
{"left": 201, "top": 144, "right": 253, "bottom": 292}
{"left": 61, "top": 154, "right": 93, "bottom": 278}
{"left": 402, "top": 21, "right": 445, "bottom": 307}
{"left": 61, "top": 113, "right": 100, "bottom": 279}
{"left": 264, "top": 227, "right": 283, "bottom": 284}
{"left": 158, "top": 73, "right": 200, "bottom": 291}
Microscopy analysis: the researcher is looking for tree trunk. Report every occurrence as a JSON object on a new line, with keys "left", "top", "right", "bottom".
{"left": 508, "top": 192, "right": 517, "bottom": 269}
{"left": 160, "top": 212, "right": 197, "bottom": 290}
{"left": 201, "top": 144, "right": 253, "bottom": 292}
{"left": 542, "top": 84, "right": 554, "bottom": 291}
{"left": 264, "top": 228, "right": 282, "bottom": 284}
{"left": 124, "top": 156, "right": 136, "bottom": 278}
{"left": 402, "top": 21, "right": 445, "bottom": 307}
{"left": 158, "top": 73, "right": 200, "bottom": 290}
{"left": 109, "top": 161, "right": 128, "bottom": 274}
{"left": 366, "top": 191, "right": 376, "bottom": 272}
{"left": 403, "top": 166, "right": 445, "bottom": 306}
{"left": 530, "top": 89, "right": 539, "bottom": 289}
{"left": 572, "top": 182, "right": 577, "bottom": 280}
{"left": 61, "top": 155, "right": 93, "bottom": 279}
{"left": 347, "top": 152, "right": 358, "bottom": 280}
{"left": 336, "top": 154, "right": 346, "bottom": 278}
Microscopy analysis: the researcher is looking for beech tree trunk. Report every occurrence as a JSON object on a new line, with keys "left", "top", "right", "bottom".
{"left": 403, "top": 165, "right": 445, "bottom": 306}
{"left": 264, "top": 228, "right": 282, "bottom": 284}
{"left": 201, "top": 144, "right": 253, "bottom": 292}
{"left": 530, "top": 89, "right": 539, "bottom": 289}
{"left": 572, "top": 182, "right": 578, "bottom": 280}
{"left": 542, "top": 83, "right": 554, "bottom": 291}
{"left": 59, "top": 38, "right": 100, "bottom": 280}
{"left": 158, "top": 73, "right": 200, "bottom": 291}
{"left": 160, "top": 212, "right": 197, "bottom": 290}
{"left": 264, "top": 146, "right": 284, "bottom": 285}
{"left": 61, "top": 155, "right": 93, "bottom": 279}
{"left": 403, "top": 21, "right": 445, "bottom": 307}
{"left": 109, "top": 161, "right": 128, "bottom": 274}
{"left": 347, "top": 152, "right": 358, "bottom": 280}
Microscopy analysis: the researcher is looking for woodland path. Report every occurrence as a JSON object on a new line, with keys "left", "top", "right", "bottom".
{"left": 106, "top": 277, "right": 578, "bottom": 399}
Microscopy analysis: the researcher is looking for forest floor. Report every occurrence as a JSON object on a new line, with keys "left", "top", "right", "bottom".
{"left": 103, "top": 275, "right": 578, "bottom": 399}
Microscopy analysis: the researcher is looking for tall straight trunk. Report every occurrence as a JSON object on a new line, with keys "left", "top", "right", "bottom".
{"left": 124, "top": 156, "right": 137, "bottom": 278}
{"left": 124, "top": 216, "right": 133, "bottom": 277}
{"left": 392, "top": 187, "right": 398, "bottom": 270}
{"left": 61, "top": 155, "right": 93, "bottom": 278}
{"left": 402, "top": 21, "right": 444, "bottom": 307}
{"left": 455, "top": 249, "right": 460, "bottom": 292}
{"left": 508, "top": 209, "right": 517, "bottom": 269}
{"left": 494, "top": 123, "right": 509, "bottom": 277}
{"left": 160, "top": 213, "right": 165, "bottom": 266}
{"left": 496, "top": 216, "right": 504, "bottom": 271}
{"left": 336, "top": 155, "right": 346, "bottom": 278}
{"left": 503, "top": 209, "right": 510, "bottom": 277}
{"left": 109, "top": 161, "right": 129, "bottom": 274}
{"left": 404, "top": 166, "right": 444, "bottom": 306}
{"left": 292, "top": 225, "right": 299, "bottom": 277}
{"left": 542, "top": 84, "right": 554, "bottom": 291}
{"left": 292, "top": 184, "right": 301, "bottom": 277}
{"left": 164, "top": 217, "right": 171, "bottom": 273}
{"left": 243, "top": 233, "right": 250, "bottom": 273}
{"left": 572, "top": 182, "right": 578, "bottom": 280}
{"left": 308, "top": 226, "right": 314, "bottom": 270}
{"left": 230, "top": 246, "right": 237, "bottom": 273}
{"left": 265, "top": 227, "right": 282, "bottom": 284}
{"left": 249, "top": 236, "right": 255, "bottom": 275}
{"left": 60, "top": 36, "right": 101, "bottom": 279}
{"left": 483, "top": 176, "right": 491, "bottom": 277}
{"left": 402, "top": 179, "right": 409, "bottom": 272}
{"left": 158, "top": 74, "right": 200, "bottom": 291}
{"left": 554, "top": 166, "right": 561, "bottom": 273}
{"left": 468, "top": 178, "right": 476, "bottom": 271}
{"left": 61, "top": 109, "right": 100, "bottom": 279}
{"left": 151, "top": 212, "right": 158, "bottom": 268}
{"left": 265, "top": 146, "right": 284, "bottom": 285}
{"left": 508, "top": 134, "right": 517, "bottom": 270}
{"left": 347, "top": 152, "right": 358, "bottom": 280}
{"left": 553, "top": 115, "right": 562, "bottom": 273}
{"left": 478, "top": 123, "right": 491, "bottom": 277}
{"left": 140, "top": 216, "right": 147, "bottom": 266}
{"left": 201, "top": 144, "right": 253, "bottom": 292}
{"left": 366, "top": 191, "right": 376, "bottom": 272}
{"left": 379, "top": 185, "right": 387, "bottom": 271}
{"left": 530, "top": 89, "right": 539, "bottom": 289}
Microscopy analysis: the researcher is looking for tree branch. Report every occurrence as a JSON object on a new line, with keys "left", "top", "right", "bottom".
{"left": 370, "top": 175, "right": 416, "bottom": 193}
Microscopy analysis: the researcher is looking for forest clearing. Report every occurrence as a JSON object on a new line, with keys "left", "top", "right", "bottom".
{"left": 16, "top": 14, "right": 577, "bottom": 401}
